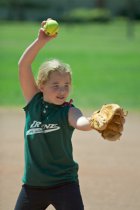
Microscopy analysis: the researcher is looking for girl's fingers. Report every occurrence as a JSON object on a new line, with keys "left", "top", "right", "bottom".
{"left": 41, "top": 21, "right": 46, "bottom": 27}
{"left": 41, "top": 18, "right": 52, "bottom": 27}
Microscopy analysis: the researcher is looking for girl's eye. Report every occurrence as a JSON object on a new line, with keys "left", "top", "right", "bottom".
{"left": 65, "top": 85, "right": 70, "bottom": 90}
{"left": 51, "top": 84, "right": 70, "bottom": 91}
{"left": 65, "top": 84, "right": 69, "bottom": 88}
{"left": 52, "top": 85, "right": 59, "bottom": 89}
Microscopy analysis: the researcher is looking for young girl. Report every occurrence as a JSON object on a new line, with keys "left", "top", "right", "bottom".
{"left": 14, "top": 19, "right": 94, "bottom": 210}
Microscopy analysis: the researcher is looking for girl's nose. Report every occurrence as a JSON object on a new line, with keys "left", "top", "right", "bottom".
{"left": 59, "top": 87, "right": 65, "bottom": 93}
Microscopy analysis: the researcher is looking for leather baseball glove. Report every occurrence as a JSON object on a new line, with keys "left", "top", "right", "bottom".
{"left": 90, "top": 104, "right": 127, "bottom": 141}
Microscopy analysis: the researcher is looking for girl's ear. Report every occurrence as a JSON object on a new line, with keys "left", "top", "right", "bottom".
{"left": 38, "top": 83, "right": 44, "bottom": 92}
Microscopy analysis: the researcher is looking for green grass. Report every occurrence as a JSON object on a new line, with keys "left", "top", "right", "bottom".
{"left": 0, "top": 20, "right": 140, "bottom": 110}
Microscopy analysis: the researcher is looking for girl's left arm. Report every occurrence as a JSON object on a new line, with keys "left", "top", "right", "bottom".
{"left": 68, "top": 107, "right": 93, "bottom": 131}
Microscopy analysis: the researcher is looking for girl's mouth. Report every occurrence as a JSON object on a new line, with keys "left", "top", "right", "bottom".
{"left": 57, "top": 96, "right": 65, "bottom": 100}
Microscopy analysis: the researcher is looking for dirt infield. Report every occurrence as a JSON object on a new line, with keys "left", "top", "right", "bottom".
{"left": 0, "top": 108, "right": 140, "bottom": 210}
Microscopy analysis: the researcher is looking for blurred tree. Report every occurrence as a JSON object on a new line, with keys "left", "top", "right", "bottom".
{"left": 127, "top": 0, "right": 135, "bottom": 38}
{"left": 95, "top": 0, "right": 106, "bottom": 8}
{"left": 0, "top": 0, "right": 140, "bottom": 21}
{"left": 7, "top": 0, "right": 24, "bottom": 20}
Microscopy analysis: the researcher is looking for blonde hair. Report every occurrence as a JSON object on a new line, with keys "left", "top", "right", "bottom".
{"left": 37, "top": 59, "right": 72, "bottom": 87}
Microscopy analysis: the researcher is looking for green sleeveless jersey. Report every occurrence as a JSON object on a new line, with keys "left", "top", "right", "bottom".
{"left": 22, "top": 92, "right": 79, "bottom": 187}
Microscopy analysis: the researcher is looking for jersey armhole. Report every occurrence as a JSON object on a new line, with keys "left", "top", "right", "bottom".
{"left": 23, "top": 92, "right": 42, "bottom": 111}
{"left": 66, "top": 105, "right": 75, "bottom": 131}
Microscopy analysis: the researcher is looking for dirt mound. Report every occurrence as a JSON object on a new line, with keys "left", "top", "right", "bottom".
{"left": 0, "top": 108, "right": 140, "bottom": 210}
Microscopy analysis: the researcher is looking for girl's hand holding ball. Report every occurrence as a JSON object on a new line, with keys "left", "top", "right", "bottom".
{"left": 43, "top": 19, "right": 59, "bottom": 36}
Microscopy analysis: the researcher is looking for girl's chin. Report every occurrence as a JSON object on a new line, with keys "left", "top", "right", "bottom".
{"left": 56, "top": 97, "right": 65, "bottom": 103}
{"left": 56, "top": 100, "right": 65, "bottom": 105}
{"left": 43, "top": 98, "right": 64, "bottom": 105}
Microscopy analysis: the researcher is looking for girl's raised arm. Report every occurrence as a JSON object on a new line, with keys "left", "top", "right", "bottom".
{"left": 18, "top": 21, "right": 56, "bottom": 102}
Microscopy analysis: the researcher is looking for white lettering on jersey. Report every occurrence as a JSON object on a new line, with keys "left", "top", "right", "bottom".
{"left": 26, "top": 121, "right": 60, "bottom": 136}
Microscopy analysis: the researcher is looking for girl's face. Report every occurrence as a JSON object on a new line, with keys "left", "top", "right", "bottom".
{"left": 40, "top": 71, "right": 71, "bottom": 105}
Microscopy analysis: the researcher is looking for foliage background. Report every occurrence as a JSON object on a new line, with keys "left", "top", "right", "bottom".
{"left": 0, "top": 20, "right": 140, "bottom": 110}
